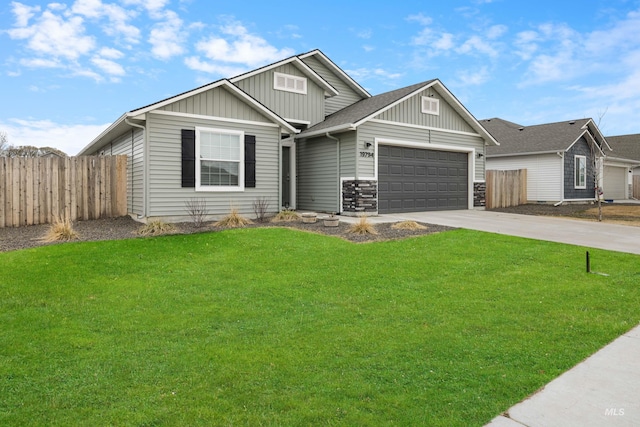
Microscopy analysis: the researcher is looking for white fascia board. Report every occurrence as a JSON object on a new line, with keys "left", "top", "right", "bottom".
{"left": 77, "top": 113, "right": 128, "bottom": 155}
{"left": 487, "top": 150, "right": 563, "bottom": 158}
{"left": 583, "top": 119, "right": 612, "bottom": 151}
{"left": 605, "top": 156, "right": 640, "bottom": 166}
{"left": 297, "top": 124, "right": 357, "bottom": 139}
{"left": 569, "top": 129, "right": 607, "bottom": 156}
{"left": 299, "top": 50, "right": 371, "bottom": 98}
{"left": 230, "top": 57, "right": 339, "bottom": 97}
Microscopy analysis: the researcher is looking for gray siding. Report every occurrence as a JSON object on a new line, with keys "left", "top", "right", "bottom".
{"left": 296, "top": 136, "right": 339, "bottom": 212}
{"left": 487, "top": 154, "right": 562, "bottom": 202}
{"left": 376, "top": 88, "right": 475, "bottom": 134}
{"left": 159, "top": 86, "right": 271, "bottom": 123}
{"left": 358, "top": 121, "right": 486, "bottom": 181}
{"left": 301, "top": 56, "right": 365, "bottom": 116}
{"left": 339, "top": 131, "right": 357, "bottom": 178}
{"left": 145, "top": 112, "right": 281, "bottom": 218}
{"left": 234, "top": 63, "right": 325, "bottom": 126}
{"left": 564, "top": 137, "right": 595, "bottom": 200}
{"left": 88, "top": 127, "right": 144, "bottom": 216}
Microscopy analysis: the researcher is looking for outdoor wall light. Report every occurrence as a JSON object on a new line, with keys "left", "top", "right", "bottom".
{"left": 365, "top": 142, "right": 372, "bottom": 148}
{"left": 477, "top": 152, "right": 484, "bottom": 158}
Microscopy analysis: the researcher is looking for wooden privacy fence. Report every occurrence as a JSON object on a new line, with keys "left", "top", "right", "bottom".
{"left": 634, "top": 175, "right": 640, "bottom": 200}
{"left": 0, "top": 156, "right": 127, "bottom": 228}
{"left": 486, "top": 169, "right": 527, "bottom": 209}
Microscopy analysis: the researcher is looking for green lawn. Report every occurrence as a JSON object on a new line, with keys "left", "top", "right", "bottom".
{"left": 1, "top": 228, "right": 639, "bottom": 426}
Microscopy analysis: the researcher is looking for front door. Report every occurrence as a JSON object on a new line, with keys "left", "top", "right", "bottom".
{"left": 282, "top": 146, "right": 291, "bottom": 208}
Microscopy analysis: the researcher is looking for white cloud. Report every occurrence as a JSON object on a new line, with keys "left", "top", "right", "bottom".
{"left": 406, "top": 13, "right": 432, "bottom": 26}
{"left": 10, "top": 1, "right": 41, "bottom": 27}
{"left": 91, "top": 57, "right": 125, "bottom": 76}
{"left": 1, "top": 119, "right": 110, "bottom": 156}
{"left": 457, "top": 35, "right": 499, "bottom": 57}
{"left": 192, "top": 20, "right": 294, "bottom": 68}
{"left": 487, "top": 24, "right": 507, "bottom": 40}
{"left": 456, "top": 66, "right": 490, "bottom": 86}
{"left": 345, "top": 67, "right": 403, "bottom": 82}
{"left": 149, "top": 10, "right": 186, "bottom": 59}
{"left": 183, "top": 56, "right": 249, "bottom": 77}
{"left": 8, "top": 8, "right": 95, "bottom": 60}
{"left": 433, "top": 33, "right": 455, "bottom": 51}
{"left": 20, "top": 57, "right": 62, "bottom": 68}
{"left": 98, "top": 47, "right": 124, "bottom": 59}
{"left": 71, "top": 0, "right": 141, "bottom": 45}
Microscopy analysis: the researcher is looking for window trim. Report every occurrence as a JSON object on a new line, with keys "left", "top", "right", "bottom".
{"left": 195, "top": 127, "right": 244, "bottom": 192}
{"left": 274, "top": 72, "right": 307, "bottom": 95}
{"left": 575, "top": 155, "right": 587, "bottom": 189}
{"left": 421, "top": 96, "right": 440, "bottom": 115}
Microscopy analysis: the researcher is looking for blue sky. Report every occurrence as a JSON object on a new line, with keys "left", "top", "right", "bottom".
{"left": 2, "top": 0, "right": 640, "bottom": 155}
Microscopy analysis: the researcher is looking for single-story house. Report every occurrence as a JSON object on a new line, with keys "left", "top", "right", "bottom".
{"left": 481, "top": 118, "right": 611, "bottom": 204}
{"left": 602, "top": 133, "right": 640, "bottom": 200}
{"left": 80, "top": 49, "right": 498, "bottom": 222}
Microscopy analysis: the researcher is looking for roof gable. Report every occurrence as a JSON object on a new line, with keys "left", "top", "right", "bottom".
{"left": 483, "top": 118, "right": 609, "bottom": 157}
{"left": 298, "top": 49, "right": 370, "bottom": 99}
{"left": 299, "top": 79, "right": 498, "bottom": 145}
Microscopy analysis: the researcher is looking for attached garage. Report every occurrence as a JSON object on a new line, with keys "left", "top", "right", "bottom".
{"left": 603, "top": 166, "right": 628, "bottom": 200}
{"left": 378, "top": 145, "right": 469, "bottom": 213}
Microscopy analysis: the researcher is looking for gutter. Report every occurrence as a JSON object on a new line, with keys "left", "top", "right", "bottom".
{"left": 326, "top": 132, "right": 341, "bottom": 213}
{"left": 125, "top": 118, "right": 147, "bottom": 220}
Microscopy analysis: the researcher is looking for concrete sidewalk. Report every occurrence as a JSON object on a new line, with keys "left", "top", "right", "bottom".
{"left": 486, "top": 324, "right": 640, "bottom": 427}
{"left": 339, "top": 209, "right": 640, "bottom": 426}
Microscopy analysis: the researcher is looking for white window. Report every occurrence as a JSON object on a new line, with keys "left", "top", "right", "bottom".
{"left": 575, "top": 155, "right": 587, "bottom": 189}
{"left": 274, "top": 72, "right": 307, "bottom": 95}
{"left": 421, "top": 96, "right": 440, "bottom": 115}
{"left": 196, "top": 127, "right": 244, "bottom": 192}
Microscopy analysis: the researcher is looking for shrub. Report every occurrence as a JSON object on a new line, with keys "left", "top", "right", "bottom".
{"left": 271, "top": 209, "right": 301, "bottom": 222}
{"left": 184, "top": 198, "right": 209, "bottom": 228}
{"left": 138, "top": 220, "right": 176, "bottom": 236}
{"left": 41, "top": 217, "right": 79, "bottom": 242}
{"left": 391, "top": 220, "right": 428, "bottom": 231}
{"left": 348, "top": 216, "right": 378, "bottom": 235}
{"left": 253, "top": 197, "right": 270, "bottom": 223}
{"left": 214, "top": 208, "right": 253, "bottom": 228}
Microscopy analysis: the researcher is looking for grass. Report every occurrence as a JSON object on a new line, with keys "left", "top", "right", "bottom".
{"left": 40, "top": 217, "right": 79, "bottom": 242}
{"left": 348, "top": 216, "right": 378, "bottom": 235}
{"left": 137, "top": 219, "right": 176, "bottom": 236}
{"left": 1, "top": 228, "right": 639, "bottom": 426}
{"left": 391, "top": 220, "right": 428, "bottom": 230}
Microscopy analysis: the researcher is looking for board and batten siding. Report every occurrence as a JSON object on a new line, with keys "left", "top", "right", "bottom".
{"left": 159, "top": 86, "right": 271, "bottom": 124}
{"left": 233, "top": 63, "right": 325, "bottom": 126}
{"left": 87, "top": 127, "right": 144, "bottom": 216}
{"left": 487, "top": 154, "right": 562, "bottom": 202}
{"left": 296, "top": 136, "right": 339, "bottom": 212}
{"left": 145, "top": 112, "right": 281, "bottom": 218}
{"left": 300, "top": 56, "right": 365, "bottom": 116}
{"left": 376, "top": 88, "right": 476, "bottom": 134}
{"left": 357, "top": 121, "right": 486, "bottom": 181}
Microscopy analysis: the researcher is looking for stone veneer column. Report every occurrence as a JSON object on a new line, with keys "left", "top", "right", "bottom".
{"left": 342, "top": 180, "right": 378, "bottom": 215}
{"left": 474, "top": 182, "right": 486, "bottom": 207}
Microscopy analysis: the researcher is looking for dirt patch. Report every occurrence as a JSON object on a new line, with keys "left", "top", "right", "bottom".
{"left": 490, "top": 203, "right": 640, "bottom": 226}
{"left": 0, "top": 216, "right": 454, "bottom": 253}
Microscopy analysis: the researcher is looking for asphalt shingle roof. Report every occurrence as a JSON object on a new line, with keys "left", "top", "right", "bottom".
{"left": 481, "top": 117, "right": 594, "bottom": 156}
{"left": 299, "top": 80, "right": 436, "bottom": 136}
{"left": 606, "top": 134, "right": 640, "bottom": 161}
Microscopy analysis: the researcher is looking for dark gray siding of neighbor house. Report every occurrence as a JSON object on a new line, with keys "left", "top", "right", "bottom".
{"left": 564, "top": 137, "right": 595, "bottom": 200}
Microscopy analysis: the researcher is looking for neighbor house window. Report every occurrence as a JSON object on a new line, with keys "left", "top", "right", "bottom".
{"left": 196, "top": 127, "right": 244, "bottom": 191}
{"left": 421, "top": 96, "right": 440, "bottom": 115}
{"left": 274, "top": 72, "right": 307, "bottom": 94}
{"left": 575, "top": 155, "right": 587, "bottom": 189}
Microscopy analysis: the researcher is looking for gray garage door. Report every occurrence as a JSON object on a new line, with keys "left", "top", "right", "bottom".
{"left": 378, "top": 145, "right": 468, "bottom": 213}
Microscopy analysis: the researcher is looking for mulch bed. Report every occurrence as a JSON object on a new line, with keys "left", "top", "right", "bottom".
{"left": 0, "top": 216, "right": 455, "bottom": 253}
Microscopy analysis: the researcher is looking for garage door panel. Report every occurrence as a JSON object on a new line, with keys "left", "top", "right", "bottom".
{"left": 379, "top": 145, "right": 468, "bottom": 213}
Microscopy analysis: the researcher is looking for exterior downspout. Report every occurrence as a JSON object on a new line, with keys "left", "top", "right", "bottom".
{"left": 326, "top": 132, "right": 340, "bottom": 213}
{"left": 125, "top": 118, "right": 147, "bottom": 219}
{"left": 555, "top": 151, "right": 564, "bottom": 206}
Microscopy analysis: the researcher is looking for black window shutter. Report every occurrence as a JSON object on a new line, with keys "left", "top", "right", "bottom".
{"left": 245, "top": 134, "right": 256, "bottom": 188}
{"left": 181, "top": 129, "right": 196, "bottom": 188}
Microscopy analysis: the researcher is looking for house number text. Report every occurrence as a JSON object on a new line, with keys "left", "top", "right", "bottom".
{"left": 359, "top": 151, "right": 374, "bottom": 158}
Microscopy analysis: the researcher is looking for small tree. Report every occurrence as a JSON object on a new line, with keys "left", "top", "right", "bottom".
{"left": 591, "top": 109, "right": 609, "bottom": 222}
{"left": 0, "top": 131, "right": 9, "bottom": 155}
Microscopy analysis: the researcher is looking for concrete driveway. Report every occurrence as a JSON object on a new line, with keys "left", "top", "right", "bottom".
{"left": 343, "top": 208, "right": 640, "bottom": 426}
{"left": 351, "top": 209, "right": 640, "bottom": 255}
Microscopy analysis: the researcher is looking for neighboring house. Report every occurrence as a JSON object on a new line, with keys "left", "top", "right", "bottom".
{"left": 481, "top": 118, "right": 611, "bottom": 204}
{"left": 603, "top": 134, "right": 640, "bottom": 200}
{"left": 80, "top": 49, "right": 498, "bottom": 222}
